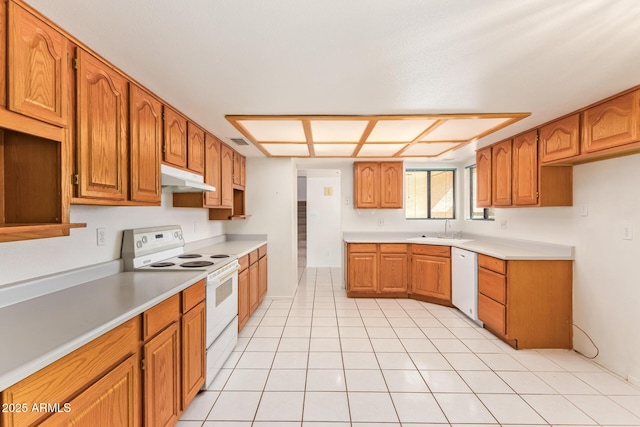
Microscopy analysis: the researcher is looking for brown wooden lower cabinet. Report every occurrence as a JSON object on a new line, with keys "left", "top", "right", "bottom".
{"left": 238, "top": 245, "right": 269, "bottom": 332}
{"left": 409, "top": 244, "right": 452, "bottom": 305}
{"left": 0, "top": 280, "right": 208, "bottom": 427}
{"left": 477, "top": 254, "right": 572, "bottom": 349}
{"left": 346, "top": 243, "right": 407, "bottom": 297}
{"left": 38, "top": 354, "right": 140, "bottom": 427}
{"left": 346, "top": 243, "right": 573, "bottom": 349}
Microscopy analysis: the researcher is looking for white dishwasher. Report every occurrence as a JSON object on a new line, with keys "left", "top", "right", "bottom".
{"left": 452, "top": 247, "right": 482, "bottom": 326}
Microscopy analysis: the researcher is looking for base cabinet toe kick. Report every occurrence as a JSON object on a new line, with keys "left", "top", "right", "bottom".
{"left": 345, "top": 242, "right": 573, "bottom": 349}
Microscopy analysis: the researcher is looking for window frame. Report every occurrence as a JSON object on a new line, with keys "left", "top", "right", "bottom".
{"left": 404, "top": 168, "right": 456, "bottom": 220}
{"left": 467, "top": 164, "right": 494, "bottom": 221}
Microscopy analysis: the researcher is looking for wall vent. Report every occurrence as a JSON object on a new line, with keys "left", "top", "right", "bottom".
{"left": 230, "top": 137, "right": 249, "bottom": 146}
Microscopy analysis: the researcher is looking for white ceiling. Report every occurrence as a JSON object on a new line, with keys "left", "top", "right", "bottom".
{"left": 25, "top": 0, "right": 640, "bottom": 162}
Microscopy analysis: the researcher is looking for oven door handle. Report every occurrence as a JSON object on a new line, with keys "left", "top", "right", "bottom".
{"left": 211, "top": 265, "right": 240, "bottom": 283}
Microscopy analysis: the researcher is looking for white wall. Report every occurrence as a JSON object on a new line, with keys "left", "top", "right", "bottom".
{"left": 0, "top": 191, "right": 225, "bottom": 286}
{"left": 226, "top": 157, "right": 298, "bottom": 299}
{"left": 463, "top": 153, "right": 640, "bottom": 384}
{"left": 306, "top": 175, "right": 341, "bottom": 267}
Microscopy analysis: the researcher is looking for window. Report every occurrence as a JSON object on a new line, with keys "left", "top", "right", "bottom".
{"left": 405, "top": 169, "right": 455, "bottom": 219}
{"left": 468, "top": 165, "right": 494, "bottom": 220}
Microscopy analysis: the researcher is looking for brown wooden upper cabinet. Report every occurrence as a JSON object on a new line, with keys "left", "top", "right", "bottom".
{"left": 220, "top": 143, "right": 234, "bottom": 208}
{"left": 7, "top": 1, "right": 69, "bottom": 126}
{"left": 491, "top": 139, "right": 512, "bottom": 207}
{"left": 75, "top": 48, "right": 128, "bottom": 201}
{"left": 512, "top": 130, "right": 538, "bottom": 206}
{"left": 475, "top": 146, "right": 492, "bottom": 208}
{"left": 353, "top": 161, "right": 403, "bottom": 209}
{"left": 129, "top": 84, "right": 162, "bottom": 204}
{"left": 539, "top": 114, "right": 580, "bottom": 163}
{"left": 187, "top": 122, "right": 205, "bottom": 174}
{"left": 582, "top": 90, "right": 640, "bottom": 153}
{"left": 204, "top": 133, "right": 221, "bottom": 207}
{"left": 163, "top": 106, "right": 187, "bottom": 169}
{"left": 233, "top": 151, "right": 246, "bottom": 188}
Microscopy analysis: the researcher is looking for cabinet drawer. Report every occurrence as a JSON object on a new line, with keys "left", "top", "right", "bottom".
{"left": 258, "top": 244, "right": 267, "bottom": 258}
{"left": 379, "top": 243, "right": 407, "bottom": 253}
{"left": 478, "top": 254, "right": 506, "bottom": 274}
{"left": 144, "top": 294, "right": 180, "bottom": 340}
{"left": 182, "top": 279, "right": 205, "bottom": 313}
{"left": 349, "top": 243, "right": 377, "bottom": 253}
{"left": 249, "top": 249, "right": 259, "bottom": 264}
{"left": 411, "top": 244, "right": 450, "bottom": 257}
{"left": 479, "top": 268, "right": 506, "bottom": 304}
{"left": 478, "top": 294, "right": 506, "bottom": 336}
{"left": 1, "top": 317, "right": 139, "bottom": 427}
{"left": 238, "top": 254, "right": 249, "bottom": 271}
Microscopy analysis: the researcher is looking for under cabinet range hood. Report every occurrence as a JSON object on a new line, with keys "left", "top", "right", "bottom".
{"left": 161, "top": 164, "right": 216, "bottom": 193}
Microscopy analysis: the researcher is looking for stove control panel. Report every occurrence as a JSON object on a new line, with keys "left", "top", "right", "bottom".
{"left": 121, "top": 225, "right": 185, "bottom": 265}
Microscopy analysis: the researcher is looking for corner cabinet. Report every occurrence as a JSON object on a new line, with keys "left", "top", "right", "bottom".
{"left": 410, "top": 244, "right": 452, "bottom": 305}
{"left": 75, "top": 48, "right": 128, "bottom": 201}
{"left": 353, "top": 162, "right": 403, "bottom": 209}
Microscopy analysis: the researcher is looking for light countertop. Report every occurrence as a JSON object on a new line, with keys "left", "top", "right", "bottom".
{"left": 0, "top": 237, "right": 266, "bottom": 391}
{"left": 343, "top": 232, "right": 574, "bottom": 260}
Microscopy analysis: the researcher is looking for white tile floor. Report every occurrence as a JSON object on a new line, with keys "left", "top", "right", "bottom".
{"left": 177, "top": 267, "right": 640, "bottom": 427}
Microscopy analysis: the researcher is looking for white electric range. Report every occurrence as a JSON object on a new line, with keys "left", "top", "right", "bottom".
{"left": 121, "top": 225, "right": 238, "bottom": 389}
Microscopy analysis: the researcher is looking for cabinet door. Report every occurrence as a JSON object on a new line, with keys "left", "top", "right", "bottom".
{"left": 539, "top": 114, "right": 580, "bottom": 162}
{"left": 233, "top": 151, "right": 242, "bottom": 186}
{"left": 204, "top": 133, "right": 221, "bottom": 207}
{"left": 475, "top": 147, "right": 492, "bottom": 207}
{"left": 129, "top": 84, "right": 161, "bottom": 204}
{"left": 238, "top": 268, "right": 249, "bottom": 331}
{"left": 144, "top": 322, "right": 180, "bottom": 427}
{"left": 379, "top": 252, "right": 408, "bottom": 293}
{"left": 220, "top": 143, "right": 234, "bottom": 208}
{"left": 582, "top": 90, "right": 640, "bottom": 153}
{"left": 8, "top": 2, "right": 68, "bottom": 126}
{"left": 38, "top": 355, "right": 140, "bottom": 427}
{"left": 491, "top": 139, "right": 512, "bottom": 206}
{"left": 512, "top": 130, "right": 538, "bottom": 206}
{"left": 187, "top": 122, "right": 205, "bottom": 174}
{"left": 354, "top": 162, "right": 379, "bottom": 208}
{"left": 240, "top": 155, "right": 246, "bottom": 187}
{"left": 249, "top": 261, "right": 259, "bottom": 314}
{"left": 411, "top": 254, "right": 451, "bottom": 301}
{"left": 347, "top": 252, "right": 377, "bottom": 293}
{"left": 259, "top": 254, "right": 268, "bottom": 301}
{"left": 163, "top": 106, "right": 187, "bottom": 168}
{"left": 76, "top": 49, "right": 127, "bottom": 200}
{"left": 380, "top": 162, "right": 403, "bottom": 208}
{"left": 181, "top": 302, "right": 206, "bottom": 411}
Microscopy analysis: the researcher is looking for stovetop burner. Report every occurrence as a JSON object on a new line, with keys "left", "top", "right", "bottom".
{"left": 150, "top": 262, "right": 176, "bottom": 268}
{"left": 180, "top": 260, "right": 214, "bottom": 268}
{"left": 178, "top": 254, "right": 202, "bottom": 259}
{"left": 210, "top": 254, "right": 230, "bottom": 259}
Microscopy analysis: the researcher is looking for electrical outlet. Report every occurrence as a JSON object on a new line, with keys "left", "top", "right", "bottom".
{"left": 500, "top": 219, "right": 508, "bottom": 230}
{"left": 345, "top": 198, "right": 350, "bottom": 206}
{"left": 622, "top": 223, "right": 633, "bottom": 240}
{"left": 96, "top": 228, "right": 106, "bottom": 246}
{"left": 377, "top": 219, "right": 384, "bottom": 227}
{"left": 580, "top": 203, "right": 589, "bottom": 217}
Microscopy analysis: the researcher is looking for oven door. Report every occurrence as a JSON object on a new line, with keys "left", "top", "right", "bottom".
{"left": 206, "top": 265, "right": 239, "bottom": 348}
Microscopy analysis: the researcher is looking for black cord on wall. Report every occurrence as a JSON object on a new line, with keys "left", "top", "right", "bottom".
{"left": 572, "top": 323, "right": 600, "bottom": 360}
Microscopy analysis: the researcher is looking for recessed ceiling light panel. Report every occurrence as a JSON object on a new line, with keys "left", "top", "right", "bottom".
{"left": 313, "top": 144, "right": 357, "bottom": 156}
{"left": 357, "top": 143, "right": 407, "bottom": 157}
{"left": 261, "top": 143, "right": 309, "bottom": 156}
{"left": 401, "top": 142, "right": 460, "bottom": 156}
{"left": 239, "top": 120, "right": 305, "bottom": 142}
{"left": 311, "top": 120, "right": 368, "bottom": 142}
{"left": 422, "top": 117, "right": 510, "bottom": 141}
{"left": 366, "top": 119, "right": 437, "bottom": 142}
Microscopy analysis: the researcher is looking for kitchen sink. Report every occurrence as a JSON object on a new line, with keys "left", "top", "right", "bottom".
{"left": 407, "top": 236, "right": 473, "bottom": 245}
